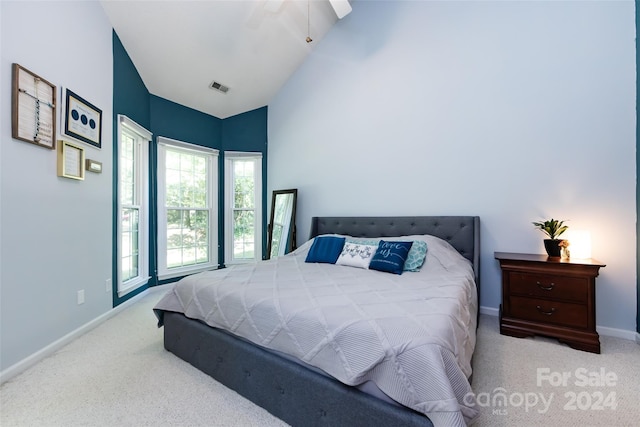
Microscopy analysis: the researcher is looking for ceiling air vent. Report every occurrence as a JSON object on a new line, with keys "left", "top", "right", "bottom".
{"left": 209, "top": 81, "right": 229, "bottom": 94}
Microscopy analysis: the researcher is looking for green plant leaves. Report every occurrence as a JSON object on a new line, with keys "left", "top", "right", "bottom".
{"left": 532, "top": 218, "right": 568, "bottom": 239}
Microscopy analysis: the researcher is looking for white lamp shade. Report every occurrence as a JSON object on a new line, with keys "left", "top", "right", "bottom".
{"left": 566, "top": 230, "right": 592, "bottom": 259}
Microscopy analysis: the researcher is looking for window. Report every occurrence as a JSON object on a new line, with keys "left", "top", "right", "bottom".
{"left": 224, "top": 152, "right": 262, "bottom": 264}
{"left": 157, "top": 137, "right": 219, "bottom": 279}
{"left": 117, "top": 115, "right": 151, "bottom": 297}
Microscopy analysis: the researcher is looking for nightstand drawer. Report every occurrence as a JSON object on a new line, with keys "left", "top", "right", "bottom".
{"left": 509, "top": 296, "right": 588, "bottom": 329}
{"left": 509, "top": 272, "right": 588, "bottom": 303}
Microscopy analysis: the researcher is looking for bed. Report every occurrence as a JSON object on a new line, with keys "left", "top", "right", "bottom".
{"left": 154, "top": 216, "right": 480, "bottom": 427}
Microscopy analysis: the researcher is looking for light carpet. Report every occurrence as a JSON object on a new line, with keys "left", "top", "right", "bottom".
{"left": 1, "top": 286, "right": 638, "bottom": 426}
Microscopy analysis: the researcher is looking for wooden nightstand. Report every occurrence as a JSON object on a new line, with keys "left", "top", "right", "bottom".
{"left": 495, "top": 252, "right": 605, "bottom": 353}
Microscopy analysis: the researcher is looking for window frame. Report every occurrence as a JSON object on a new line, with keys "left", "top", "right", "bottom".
{"left": 156, "top": 136, "right": 219, "bottom": 280}
{"left": 117, "top": 115, "right": 151, "bottom": 297}
{"left": 224, "top": 151, "right": 263, "bottom": 265}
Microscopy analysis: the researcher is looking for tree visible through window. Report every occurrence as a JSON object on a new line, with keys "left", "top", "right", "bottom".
{"left": 165, "top": 150, "right": 209, "bottom": 268}
{"left": 157, "top": 137, "right": 218, "bottom": 279}
{"left": 225, "top": 152, "right": 262, "bottom": 264}
{"left": 117, "top": 115, "right": 151, "bottom": 297}
{"left": 233, "top": 160, "right": 255, "bottom": 259}
{"left": 120, "top": 132, "right": 139, "bottom": 282}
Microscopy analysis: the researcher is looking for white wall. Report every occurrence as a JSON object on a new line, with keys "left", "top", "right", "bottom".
{"left": 1, "top": 1, "right": 113, "bottom": 371}
{"left": 268, "top": 1, "right": 636, "bottom": 332}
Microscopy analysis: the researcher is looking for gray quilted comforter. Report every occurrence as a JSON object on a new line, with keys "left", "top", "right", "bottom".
{"left": 154, "top": 234, "right": 479, "bottom": 426}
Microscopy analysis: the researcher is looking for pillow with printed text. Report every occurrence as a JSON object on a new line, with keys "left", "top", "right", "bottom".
{"left": 369, "top": 240, "right": 413, "bottom": 275}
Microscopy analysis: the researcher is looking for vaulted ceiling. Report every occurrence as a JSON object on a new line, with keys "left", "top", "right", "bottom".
{"left": 100, "top": 0, "right": 352, "bottom": 119}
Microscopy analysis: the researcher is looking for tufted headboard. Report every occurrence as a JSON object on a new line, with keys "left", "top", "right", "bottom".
{"left": 309, "top": 216, "right": 480, "bottom": 288}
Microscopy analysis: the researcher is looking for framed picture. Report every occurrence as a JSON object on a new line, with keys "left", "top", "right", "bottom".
{"left": 63, "top": 89, "right": 102, "bottom": 149}
{"left": 11, "top": 63, "right": 56, "bottom": 149}
{"left": 57, "top": 140, "right": 85, "bottom": 180}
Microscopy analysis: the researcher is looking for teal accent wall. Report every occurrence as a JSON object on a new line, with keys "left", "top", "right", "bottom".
{"left": 112, "top": 31, "right": 151, "bottom": 306}
{"left": 150, "top": 95, "right": 222, "bottom": 148}
{"left": 113, "top": 31, "right": 269, "bottom": 302}
{"left": 112, "top": 33, "right": 150, "bottom": 126}
{"left": 221, "top": 107, "right": 268, "bottom": 151}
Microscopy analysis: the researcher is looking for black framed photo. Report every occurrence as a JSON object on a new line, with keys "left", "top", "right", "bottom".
{"left": 63, "top": 89, "right": 102, "bottom": 149}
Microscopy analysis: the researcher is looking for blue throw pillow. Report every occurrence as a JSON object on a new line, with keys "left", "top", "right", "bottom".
{"left": 305, "top": 236, "right": 346, "bottom": 264}
{"left": 369, "top": 240, "right": 413, "bottom": 275}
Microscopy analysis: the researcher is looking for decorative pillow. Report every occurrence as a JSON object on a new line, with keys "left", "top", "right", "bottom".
{"left": 305, "top": 236, "right": 346, "bottom": 264}
{"left": 347, "top": 237, "right": 427, "bottom": 272}
{"left": 345, "top": 237, "right": 380, "bottom": 247}
{"left": 403, "top": 240, "right": 428, "bottom": 272}
{"left": 336, "top": 243, "right": 376, "bottom": 269}
{"left": 369, "top": 240, "right": 413, "bottom": 275}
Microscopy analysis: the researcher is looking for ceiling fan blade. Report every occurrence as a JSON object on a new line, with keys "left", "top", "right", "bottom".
{"left": 329, "top": 0, "right": 351, "bottom": 19}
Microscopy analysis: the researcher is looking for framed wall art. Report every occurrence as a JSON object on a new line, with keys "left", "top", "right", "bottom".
{"left": 57, "top": 140, "right": 85, "bottom": 180}
{"left": 62, "top": 88, "right": 102, "bottom": 149}
{"left": 11, "top": 63, "right": 57, "bottom": 149}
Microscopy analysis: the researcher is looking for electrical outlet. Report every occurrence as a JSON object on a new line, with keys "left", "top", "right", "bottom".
{"left": 106, "top": 278, "right": 112, "bottom": 293}
{"left": 77, "top": 290, "right": 85, "bottom": 305}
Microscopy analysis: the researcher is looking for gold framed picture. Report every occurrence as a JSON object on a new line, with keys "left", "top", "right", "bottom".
{"left": 11, "top": 63, "right": 57, "bottom": 149}
{"left": 57, "top": 140, "right": 85, "bottom": 180}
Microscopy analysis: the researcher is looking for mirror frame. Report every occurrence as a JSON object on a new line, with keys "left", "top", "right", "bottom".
{"left": 266, "top": 189, "right": 297, "bottom": 259}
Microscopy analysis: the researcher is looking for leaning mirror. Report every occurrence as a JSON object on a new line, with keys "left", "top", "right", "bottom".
{"left": 266, "top": 189, "right": 297, "bottom": 259}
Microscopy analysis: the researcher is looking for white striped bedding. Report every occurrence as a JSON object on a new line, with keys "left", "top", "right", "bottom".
{"left": 154, "top": 234, "right": 479, "bottom": 426}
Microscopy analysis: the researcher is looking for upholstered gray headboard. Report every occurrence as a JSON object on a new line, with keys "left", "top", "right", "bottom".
{"left": 309, "top": 216, "right": 480, "bottom": 288}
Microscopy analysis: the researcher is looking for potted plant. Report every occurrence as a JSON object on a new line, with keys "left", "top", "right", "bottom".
{"left": 532, "top": 218, "right": 568, "bottom": 257}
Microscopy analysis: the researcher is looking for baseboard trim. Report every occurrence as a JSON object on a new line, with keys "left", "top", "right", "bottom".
{"left": 0, "top": 286, "right": 166, "bottom": 385}
{"left": 479, "top": 305, "right": 638, "bottom": 341}
{"left": 595, "top": 325, "right": 638, "bottom": 341}
{"left": 479, "top": 305, "right": 499, "bottom": 317}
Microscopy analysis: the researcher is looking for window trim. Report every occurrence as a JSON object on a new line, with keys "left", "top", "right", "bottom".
{"left": 156, "top": 136, "right": 219, "bottom": 280}
{"left": 224, "top": 151, "right": 263, "bottom": 265}
{"left": 117, "top": 115, "right": 151, "bottom": 297}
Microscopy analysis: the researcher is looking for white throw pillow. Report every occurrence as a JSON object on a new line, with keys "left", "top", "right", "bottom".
{"left": 335, "top": 242, "right": 376, "bottom": 269}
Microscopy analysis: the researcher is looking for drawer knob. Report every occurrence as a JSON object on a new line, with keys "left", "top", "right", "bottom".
{"left": 536, "top": 305, "right": 556, "bottom": 316}
{"left": 536, "top": 281, "right": 555, "bottom": 291}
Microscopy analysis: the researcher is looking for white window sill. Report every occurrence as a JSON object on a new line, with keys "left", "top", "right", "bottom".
{"left": 118, "top": 276, "right": 150, "bottom": 298}
{"left": 158, "top": 264, "right": 219, "bottom": 281}
{"left": 224, "top": 259, "right": 259, "bottom": 266}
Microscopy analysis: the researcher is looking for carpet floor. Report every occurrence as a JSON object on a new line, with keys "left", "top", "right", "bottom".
{"left": 1, "top": 286, "right": 638, "bottom": 426}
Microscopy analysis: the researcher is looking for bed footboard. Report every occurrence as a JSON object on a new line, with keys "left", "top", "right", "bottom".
{"left": 163, "top": 311, "right": 434, "bottom": 427}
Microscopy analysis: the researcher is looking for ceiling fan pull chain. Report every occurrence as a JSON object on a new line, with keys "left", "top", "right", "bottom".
{"left": 306, "top": 0, "right": 313, "bottom": 43}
